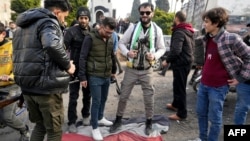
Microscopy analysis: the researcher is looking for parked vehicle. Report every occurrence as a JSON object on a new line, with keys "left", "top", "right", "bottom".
{"left": 152, "top": 35, "right": 171, "bottom": 71}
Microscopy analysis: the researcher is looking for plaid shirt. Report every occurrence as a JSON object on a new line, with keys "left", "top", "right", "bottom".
{"left": 203, "top": 28, "right": 250, "bottom": 82}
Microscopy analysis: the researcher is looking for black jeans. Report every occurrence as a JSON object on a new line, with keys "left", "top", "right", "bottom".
{"left": 172, "top": 65, "right": 191, "bottom": 118}
{"left": 67, "top": 81, "right": 91, "bottom": 125}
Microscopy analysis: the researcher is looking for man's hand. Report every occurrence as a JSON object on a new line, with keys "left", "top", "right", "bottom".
{"left": 81, "top": 81, "right": 88, "bottom": 88}
{"left": 196, "top": 65, "right": 203, "bottom": 69}
{"left": 228, "top": 78, "right": 239, "bottom": 86}
{"left": 162, "top": 60, "right": 168, "bottom": 67}
{"left": 0, "top": 75, "right": 11, "bottom": 81}
{"left": 146, "top": 52, "right": 155, "bottom": 61}
{"left": 127, "top": 50, "right": 138, "bottom": 58}
{"left": 67, "top": 60, "right": 75, "bottom": 75}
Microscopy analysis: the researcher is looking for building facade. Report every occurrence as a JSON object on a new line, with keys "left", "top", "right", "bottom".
{"left": 0, "top": 0, "right": 12, "bottom": 26}
{"left": 88, "top": 0, "right": 115, "bottom": 24}
{"left": 182, "top": 0, "right": 250, "bottom": 33}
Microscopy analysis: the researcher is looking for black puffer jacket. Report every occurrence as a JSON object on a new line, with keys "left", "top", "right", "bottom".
{"left": 166, "top": 23, "right": 194, "bottom": 68}
{"left": 13, "top": 8, "right": 71, "bottom": 95}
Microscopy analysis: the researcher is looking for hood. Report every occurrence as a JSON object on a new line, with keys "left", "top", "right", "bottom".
{"left": 16, "top": 8, "right": 57, "bottom": 28}
{"left": 173, "top": 23, "right": 194, "bottom": 37}
{"left": 173, "top": 23, "right": 194, "bottom": 33}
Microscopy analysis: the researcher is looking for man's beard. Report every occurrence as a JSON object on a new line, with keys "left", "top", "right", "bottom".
{"left": 80, "top": 23, "right": 88, "bottom": 29}
{"left": 140, "top": 17, "right": 151, "bottom": 25}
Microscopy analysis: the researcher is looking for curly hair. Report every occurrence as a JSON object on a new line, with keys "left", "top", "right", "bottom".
{"left": 202, "top": 7, "right": 229, "bottom": 28}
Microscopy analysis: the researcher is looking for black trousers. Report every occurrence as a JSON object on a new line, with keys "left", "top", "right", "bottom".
{"left": 67, "top": 81, "right": 91, "bottom": 125}
{"left": 172, "top": 65, "right": 191, "bottom": 118}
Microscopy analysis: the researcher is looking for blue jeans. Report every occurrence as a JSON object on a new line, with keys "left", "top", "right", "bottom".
{"left": 234, "top": 82, "right": 250, "bottom": 125}
{"left": 196, "top": 83, "right": 228, "bottom": 141}
{"left": 88, "top": 76, "right": 110, "bottom": 129}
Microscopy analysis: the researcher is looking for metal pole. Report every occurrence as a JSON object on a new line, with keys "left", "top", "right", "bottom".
{"left": 191, "top": 0, "right": 197, "bottom": 24}
{"left": 171, "top": 0, "right": 174, "bottom": 12}
{"left": 91, "top": 0, "right": 94, "bottom": 24}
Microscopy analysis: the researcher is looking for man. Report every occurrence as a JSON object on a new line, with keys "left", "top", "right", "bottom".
{"left": 190, "top": 7, "right": 250, "bottom": 141}
{"left": 12, "top": 0, "right": 75, "bottom": 141}
{"left": 243, "top": 23, "right": 250, "bottom": 46}
{"left": 64, "top": 6, "right": 91, "bottom": 133}
{"left": 162, "top": 11, "right": 194, "bottom": 120}
{"left": 5, "top": 21, "right": 17, "bottom": 39}
{"left": 234, "top": 22, "right": 250, "bottom": 126}
{"left": 93, "top": 22, "right": 121, "bottom": 82}
{"left": 0, "top": 22, "right": 30, "bottom": 141}
{"left": 78, "top": 17, "right": 117, "bottom": 141}
{"left": 110, "top": 2, "right": 166, "bottom": 135}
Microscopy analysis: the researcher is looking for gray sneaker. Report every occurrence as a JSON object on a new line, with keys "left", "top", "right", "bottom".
{"left": 68, "top": 124, "right": 77, "bottom": 133}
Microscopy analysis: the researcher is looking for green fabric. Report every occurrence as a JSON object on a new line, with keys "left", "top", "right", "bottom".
{"left": 130, "top": 22, "right": 154, "bottom": 51}
{"left": 128, "top": 22, "right": 156, "bottom": 65}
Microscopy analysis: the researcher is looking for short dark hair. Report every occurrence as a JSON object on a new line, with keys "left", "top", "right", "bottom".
{"left": 100, "top": 17, "right": 116, "bottom": 30}
{"left": 0, "top": 22, "right": 5, "bottom": 33}
{"left": 175, "top": 11, "right": 186, "bottom": 22}
{"left": 202, "top": 7, "right": 228, "bottom": 28}
{"left": 138, "top": 2, "right": 154, "bottom": 12}
{"left": 44, "top": 0, "right": 72, "bottom": 12}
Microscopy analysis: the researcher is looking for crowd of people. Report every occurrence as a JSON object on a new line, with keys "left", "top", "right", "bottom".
{"left": 0, "top": 0, "right": 250, "bottom": 141}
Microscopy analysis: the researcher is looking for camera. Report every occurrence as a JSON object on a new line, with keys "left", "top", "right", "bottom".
{"left": 138, "top": 35, "right": 149, "bottom": 44}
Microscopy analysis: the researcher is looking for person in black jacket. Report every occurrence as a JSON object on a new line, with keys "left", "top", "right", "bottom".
{"left": 12, "top": 0, "right": 75, "bottom": 141}
{"left": 243, "top": 23, "right": 250, "bottom": 46}
{"left": 162, "top": 11, "right": 194, "bottom": 120}
{"left": 64, "top": 6, "right": 92, "bottom": 133}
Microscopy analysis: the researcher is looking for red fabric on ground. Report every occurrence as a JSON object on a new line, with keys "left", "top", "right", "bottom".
{"left": 62, "top": 133, "right": 93, "bottom": 141}
{"left": 62, "top": 131, "right": 163, "bottom": 141}
{"left": 105, "top": 131, "right": 163, "bottom": 141}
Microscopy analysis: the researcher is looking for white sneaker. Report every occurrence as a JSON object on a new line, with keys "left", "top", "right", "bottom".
{"left": 68, "top": 124, "right": 77, "bottom": 133}
{"left": 82, "top": 117, "right": 90, "bottom": 126}
{"left": 92, "top": 128, "right": 103, "bottom": 141}
{"left": 98, "top": 117, "right": 113, "bottom": 126}
{"left": 187, "top": 138, "right": 201, "bottom": 141}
